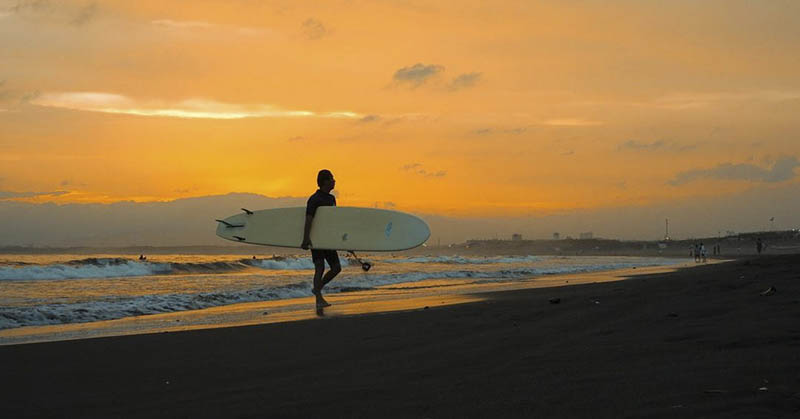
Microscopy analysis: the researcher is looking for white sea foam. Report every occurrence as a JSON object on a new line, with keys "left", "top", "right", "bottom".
{"left": 247, "top": 258, "right": 317, "bottom": 270}
{"left": 0, "top": 284, "right": 312, "bottom": 329}
{"left": 0, "top": 259, "right": 172, "bottom": 281}
{"left": 0, "top": 256, "right": 349, "bottom": 281}
{"left": 386, "top": 255, "right": 542, "bottom": 264}
{"left": 334, "top": 259, "right": 668, "bottom": 289}
{"left": 0, "top": 253, "right": 546, "bottom": 281}
{"left": 0, "top": 257, "right": 682, "bottom": 329}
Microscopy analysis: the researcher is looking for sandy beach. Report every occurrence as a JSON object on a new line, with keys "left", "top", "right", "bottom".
{"left": 2, "top": 254, "right": 799, "bottom": 418}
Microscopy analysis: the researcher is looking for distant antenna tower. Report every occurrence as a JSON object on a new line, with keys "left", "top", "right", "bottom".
{"left": 664, "top": 218, "right": 670, "bottom": 241}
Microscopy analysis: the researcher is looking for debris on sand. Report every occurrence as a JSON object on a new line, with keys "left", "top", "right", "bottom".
{"left": 703, "top": 389, "right": 727, "bottom": 394}
{"left": 760, "top": 286, "right": 776, "bottom": 296}
{"left": 549, "top": 298, "right": 561, "bottom": 304}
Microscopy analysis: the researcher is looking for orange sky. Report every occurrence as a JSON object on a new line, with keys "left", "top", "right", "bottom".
{"left": 1, "top": 0, "right": 799, "bottom": 216}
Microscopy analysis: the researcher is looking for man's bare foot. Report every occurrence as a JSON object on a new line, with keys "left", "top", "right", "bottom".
{"left": 312, "top": 289, "right": 331, "bottom": 308}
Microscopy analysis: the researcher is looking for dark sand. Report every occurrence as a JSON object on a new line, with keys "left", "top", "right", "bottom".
{"left": 2, "top": 255, "right": 799, "bottom": 418}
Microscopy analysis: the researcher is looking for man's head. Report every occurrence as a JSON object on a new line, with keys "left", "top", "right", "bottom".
{"left": 317, "top": 169, "right": 335, "bottom": 192}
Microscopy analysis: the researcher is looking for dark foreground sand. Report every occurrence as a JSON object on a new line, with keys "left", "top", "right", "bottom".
{"left": 2, "top": 255, "right": 799, "bottom": 418}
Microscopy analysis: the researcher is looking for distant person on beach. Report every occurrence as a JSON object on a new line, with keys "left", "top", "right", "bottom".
{"left": 138, "top": 254, "right": 146, "bottom": 261}
{"left": 756, "top": 238, "right": 763, "bottom": 255}
{"left": 301, "top": 169, "right": 341, "bottom": 308}
{"left": 700, "top": 243, "right": 707, "bottom": 263}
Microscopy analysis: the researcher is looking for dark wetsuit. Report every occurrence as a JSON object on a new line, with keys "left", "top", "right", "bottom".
{"left": 306, "top": 190, "right": 340, "bottom": 268}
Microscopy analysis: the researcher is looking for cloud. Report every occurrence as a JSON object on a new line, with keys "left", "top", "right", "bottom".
{"left": 618, "top": 139, "right": 667, "bottom": 150}
{"left": 60, "top": 179, "right": 86, "bottom": 187}
{"left": 31, "top": 92, "right": 364, "bottom": 120}
{"left": 393, "top": 63, "right": 444, "bottom": 87}
{"left": 401, "top": 163, "right": 446, "bottom": 178}
{"left": 0, "top": 190, "right": 69, "bottom": 200}
{"left": 448, "top": 72, "right": 482, "bottom": 91}
{"left": 0, "top": 192, "right": 309, "bottom": 246}
{"left": 151, "top": 19, "right": 217, "bottom": 29}
{"left": 150, "top": 19, "right": 269, "bottom": 37}
{"left": 301, "top": 18, "right": 329, "bottom": 40}
{"left": 541, "top": 118, "right": 603, "bottom": 127}
{"left": 19, "top": 90, "right": 41, "bottom": 105}
{"left": 9, "top": 0, "right": 50, "bottom": 14}
{"left": 70, "top": 2, "right": 96, "bottom": 26}
{"left": 0, "top": 80, "right": 8, "bottom": 101}
{"left": 8, "top": 1, "right": 99, "bottom": 27}
{"left": 359, "top": 114, "right": 380, "bottom": 123}
{"left": 374, "top": 201, "right": 396, "bottom": 209}
{"left": 472, "top": 127, "right": 526, "bottom": 135}
{"left": 287, "top": 136, "right": 305, "bottom": 142}
{"left": 561, "top": 150, "right": 575, "bottom": 156}
{"left": 618, "top": 139, "right": 699, "bottom": 152}
{"left": 0, "top": 82, "right": 41, "bottom": 109}
{"left": 651, "top": 90, "right": 800, "bottom": 110}
{"left": 669, "top": 156, "right": 800, "bottom": 186}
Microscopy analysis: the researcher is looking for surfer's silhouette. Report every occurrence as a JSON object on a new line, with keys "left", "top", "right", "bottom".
{"left": 301, "top": 169, "right": 341, "bottom": 309}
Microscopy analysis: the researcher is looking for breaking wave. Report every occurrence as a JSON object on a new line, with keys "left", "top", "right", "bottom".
{"left": 0, "top": 256, "right": 345, "bottom": 281}
{"left": 0, "top": 258, "right": 679, "bottom": 329}
{"left": 386, "top": 255, "right": 542, "bottom": 264}
{"left": 0, "top": 283, "right": 313, "bottom": 329}
{"left": 0, "top": 254, "right": 548, "bottom": 281}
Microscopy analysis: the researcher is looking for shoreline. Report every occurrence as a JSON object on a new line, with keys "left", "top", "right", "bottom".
{"left": 0, "top": 260, "right": 701, "bottom": 346}
{"left": 1, "top": 255, "right": 797, "bottom": 417}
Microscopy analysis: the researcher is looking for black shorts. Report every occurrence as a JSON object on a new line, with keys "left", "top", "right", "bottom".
{"left": 311, "top": 249, "right": 340, "bottom": 268}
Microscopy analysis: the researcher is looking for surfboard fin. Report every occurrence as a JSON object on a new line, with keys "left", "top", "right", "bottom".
{"left": 233, "top": 235, "right": 247, "bottom": 241}
{"left": 215, "top": 219, "right": 244, "bottom": 228}
{"left": 241, "top": 208, "right": 254, "bottom": 215}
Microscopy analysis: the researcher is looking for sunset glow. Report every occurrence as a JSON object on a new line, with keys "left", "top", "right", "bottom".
{"left": 1, "top": 0, "right": 799, "bottom": 221}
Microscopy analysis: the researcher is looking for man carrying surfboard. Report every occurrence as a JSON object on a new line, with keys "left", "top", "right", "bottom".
{"left": 301, "top": 169, "right": 341, "bottom": 308}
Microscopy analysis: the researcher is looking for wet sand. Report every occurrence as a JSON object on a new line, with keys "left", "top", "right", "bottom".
{"left": 1, "top": 255, "right": 799, "bottom": 418}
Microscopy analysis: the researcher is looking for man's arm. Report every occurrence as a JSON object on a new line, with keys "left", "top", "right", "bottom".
{"left": 301, "top": 214, "right": 313, "bottom": 249}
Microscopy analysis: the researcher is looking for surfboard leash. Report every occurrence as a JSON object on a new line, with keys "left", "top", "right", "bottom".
{"left": 347, "top": 250, "right": 372, "bottom": 272}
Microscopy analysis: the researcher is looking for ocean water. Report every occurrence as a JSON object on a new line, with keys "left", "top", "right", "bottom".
{"left": 0, "top": 253, "right": 684, "bottom": 330}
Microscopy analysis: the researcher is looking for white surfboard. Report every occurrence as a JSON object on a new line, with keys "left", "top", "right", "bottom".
{"left": 215, "top": 207, "right": 430, "bottom": 251}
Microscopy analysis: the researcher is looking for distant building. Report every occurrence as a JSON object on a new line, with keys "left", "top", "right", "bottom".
{"left": 579, "top": 232, "right": 593, "bottom": 239}
{"left": 552, "top": 232, "right": 560, "bottom": 240}
{"left": 511, "top": 233, "right": 522, "bottom": 241}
